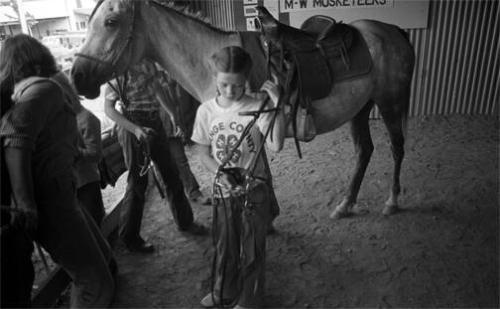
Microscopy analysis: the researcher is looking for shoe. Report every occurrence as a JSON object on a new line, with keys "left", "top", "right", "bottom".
{"left": 179, "top": 222, "right": 209, "bottom": 236}
{"left": 200, "top": 293, "right": 233, "bottom": 308}
{"left": 124, "top": 240, "right": 155, "bottom": 253}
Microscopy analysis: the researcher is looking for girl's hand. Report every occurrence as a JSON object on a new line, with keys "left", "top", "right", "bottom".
{"left": 217, "top": 172, "right": 235, "bottom": 190}
{"left": 216, "top": 170, "right": 245, "bottom": 194}
{"left": 260, "top": 80, "right": 280, "bottom": 106}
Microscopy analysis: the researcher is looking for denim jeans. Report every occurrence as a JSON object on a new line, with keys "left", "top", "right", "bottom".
{"left": 166, "top": 137, "right": 201, "bottom": 200}
{"left": 212, "top": 183, "right": 271, "bottom": 308}
{"left": 117, "top": 114, "right": 194, "bottom": 244}
{"left": 77, "top": 181, "right": 106, "bottom": 226}
{"left": 35, "top": 172, "right": 114, "bottom": 308}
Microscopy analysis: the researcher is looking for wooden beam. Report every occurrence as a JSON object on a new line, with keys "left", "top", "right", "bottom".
{"left": 31, "top": 199, "right": 123, "bottom": 307}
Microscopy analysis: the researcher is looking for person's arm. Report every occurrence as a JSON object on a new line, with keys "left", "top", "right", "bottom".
{"left": 0, "top": 80, "right": 60, "bottom": 233}
{"left": 155, "top": 71, "right": 181, "bottom": 136}
{"left": 195, "top": 143, "right": 219, "bottom": 175}
{"left": 77, "top": 112, "right": 102, "bottom": 163}
{"left": 259, "top": 80, "right": 285, "bottom": 152}
{"left": 103, "top": 85, "right": 154, "bottom": 143}
{"left": 4, "top": 147, "right": 37, "bottom": 232}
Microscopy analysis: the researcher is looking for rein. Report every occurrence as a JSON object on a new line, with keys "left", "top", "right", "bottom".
{"left": 261, "top": 33, "right": 304, "bottom": 158}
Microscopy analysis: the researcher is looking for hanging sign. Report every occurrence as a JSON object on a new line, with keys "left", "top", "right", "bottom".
{"left": 280, "top": 0, "right": 394, "bottom": 12}
{"left": 280, "top": 0, "right": 429, "bottom": 29}
{"left": 233, "top": 0, "right": 428, "bottom": 30}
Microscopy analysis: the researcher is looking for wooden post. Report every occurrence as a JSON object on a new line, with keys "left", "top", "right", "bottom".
{"left": 15, "top": 0, "right": 30, "bottom": 35}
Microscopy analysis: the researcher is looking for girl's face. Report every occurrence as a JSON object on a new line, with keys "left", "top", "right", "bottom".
{"left": 215, "top": 72, "right": 246, "bottom": 101}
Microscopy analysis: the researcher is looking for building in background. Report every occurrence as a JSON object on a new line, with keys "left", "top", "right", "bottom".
{"left": 0, "top": 0, "right": 95, "bottom": 39}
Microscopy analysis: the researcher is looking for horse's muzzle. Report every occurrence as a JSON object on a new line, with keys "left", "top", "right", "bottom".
{"left": 71, "top": 58, "right": 104, "bottom": 99}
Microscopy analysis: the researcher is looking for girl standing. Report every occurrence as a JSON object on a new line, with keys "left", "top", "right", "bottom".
{"left": 191, "top": 46, "right": 284, "bottom": 308}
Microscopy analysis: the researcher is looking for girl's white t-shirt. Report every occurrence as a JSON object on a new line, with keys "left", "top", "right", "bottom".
{"left": 191, "top": 95, "right": 274, "bottom": 184}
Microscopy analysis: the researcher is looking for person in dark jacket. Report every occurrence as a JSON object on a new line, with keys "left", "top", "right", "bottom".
{"left": 0, "top": 34, "right": 115, "bottom": 308}
{"left": 0, "top": 52, "right": 34, "bottom": 309}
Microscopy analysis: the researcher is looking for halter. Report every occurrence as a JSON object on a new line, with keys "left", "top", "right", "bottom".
{"left": 75, "top": 0, "right": 175, "bottom": 69}
{"left": 74, "top": 0, "right": 137, "bottom": 80}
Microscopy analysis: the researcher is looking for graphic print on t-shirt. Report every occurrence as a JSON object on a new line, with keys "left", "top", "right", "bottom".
{"left": 215, "top": 134, "right": 241, "bottom": 164}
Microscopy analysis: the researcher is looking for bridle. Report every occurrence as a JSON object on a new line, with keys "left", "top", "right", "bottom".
{"left": 74, "top": 0, "right": 137, "bottom": 80}
{"left": 74, "top": 0, "right": 174, "bottom": 72}
{"left": 73, "top": 0, "right": 177, "bottom": 103}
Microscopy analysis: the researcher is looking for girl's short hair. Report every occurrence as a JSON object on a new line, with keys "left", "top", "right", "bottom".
{"left": 0, "top": 34, "right": 58, "bottom": 92}
{"left": 210, "top": 46, "right": 252, "bottom": 76}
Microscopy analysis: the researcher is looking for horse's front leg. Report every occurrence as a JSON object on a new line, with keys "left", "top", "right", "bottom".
{"left": 330, "top": 101, "right": 374, "bottom": 219}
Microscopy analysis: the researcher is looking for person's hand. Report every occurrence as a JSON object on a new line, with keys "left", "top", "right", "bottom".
{"left": 216, "top": 170, "right": 245, "bottom": 196}
{"left": 217, "top": 172, "right": 234, "bottom": 190}
{"left": 260, "top": 80, "right": 280, "bottom": 106}
{"left": 134, "top": 126, "right": 156, "bottom": 144}
{"left": 173, "top": 125, "right": 185, "bottom": 140}
{"left": 11, "top": 206, "right": 38, "bottom": 236}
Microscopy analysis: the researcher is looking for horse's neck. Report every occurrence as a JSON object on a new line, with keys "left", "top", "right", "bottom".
{"left": 141, "top": 3, "right": 241, "bottom": 102}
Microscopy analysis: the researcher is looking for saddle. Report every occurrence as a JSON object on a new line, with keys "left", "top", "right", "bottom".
{"left": 256, "top": 6, "right": 373, "bottom": 102}
{"left": 254, "top": 6, "right": 373, "bottom": 157}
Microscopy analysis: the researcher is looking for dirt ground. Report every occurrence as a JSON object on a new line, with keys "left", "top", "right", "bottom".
{"left": 79, "top": 114, "right": 500, "bottom": 308}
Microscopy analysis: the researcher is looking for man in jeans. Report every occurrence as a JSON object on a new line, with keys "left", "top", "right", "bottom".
{"left": 104, "top": 60, "right": 206, "bottom": 254}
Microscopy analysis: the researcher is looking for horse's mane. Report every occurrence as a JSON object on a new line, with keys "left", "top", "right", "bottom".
{"left": 90, "top": 0, "right": 231, "bottom": 34}
{"left": 148, "top": 0, "right": 231, "bottom": 34}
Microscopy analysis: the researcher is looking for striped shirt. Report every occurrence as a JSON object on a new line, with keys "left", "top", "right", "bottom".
{"left": 104, "top": 60, "right": 168, "bottom": 114}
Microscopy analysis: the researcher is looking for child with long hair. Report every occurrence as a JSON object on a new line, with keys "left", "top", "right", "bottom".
{"left": 191, "top": 46, "right": 285, "bottom": 309}
{"left": 0, "top": 34, "right": 115, "bottom": 307}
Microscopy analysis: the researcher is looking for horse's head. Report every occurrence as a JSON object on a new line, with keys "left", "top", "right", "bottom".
{"left": 71, "top": 0, "right": 146, "bottom": 98}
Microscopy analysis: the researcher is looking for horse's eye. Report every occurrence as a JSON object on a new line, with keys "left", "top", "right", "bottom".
{"left": 104, "top": 18, "right": 118, "bottom": 27}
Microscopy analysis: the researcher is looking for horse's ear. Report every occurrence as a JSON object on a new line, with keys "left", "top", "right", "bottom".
{"left": 255, "top": 6, "right": 279, "bottom": 41}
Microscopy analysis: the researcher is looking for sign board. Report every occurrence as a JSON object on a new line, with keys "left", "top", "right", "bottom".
{"left": 280, "top": 0, "right": 394, "bottom": 12}
{"left": 234, "top": 0, "right": 429, "bottom": 31}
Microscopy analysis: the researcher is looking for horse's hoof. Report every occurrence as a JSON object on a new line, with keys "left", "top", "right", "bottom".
{"left": 330, "top": 208, "right": 350, "bottom": 219}
{"left": 382, "top": 203, "right": 399, "bottom": 216}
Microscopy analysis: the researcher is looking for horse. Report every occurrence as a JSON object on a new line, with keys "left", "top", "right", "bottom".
{"left": 71, "top": 0, "right": 415, "bottom": 219}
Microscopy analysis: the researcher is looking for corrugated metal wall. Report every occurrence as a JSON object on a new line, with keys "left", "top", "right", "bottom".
{"left": 406, "top": 0, "right": 499, "bottom": 117}
{"left": 189, "top": 0, "right": 499, "bottom": 117}
{"left": 187, "top": 0, "right": 235, "bottom": 30}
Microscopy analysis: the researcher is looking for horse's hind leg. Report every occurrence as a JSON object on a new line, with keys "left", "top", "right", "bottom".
{"left": 330, "top": 101, "right": 374, "bottom": 219}
{"left": 378, "top": 103, "right": 407, "bottom": 215}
